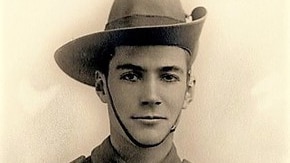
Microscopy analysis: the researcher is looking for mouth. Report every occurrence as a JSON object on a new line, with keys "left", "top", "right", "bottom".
{"left": 131, "top": 115, "right": 167, "bottom": 120}
{"left": 131, "top": 115, "right": 167, "bottom": 125}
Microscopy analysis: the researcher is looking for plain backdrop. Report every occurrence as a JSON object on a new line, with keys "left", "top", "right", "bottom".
{"left": 1, "top": 0, "right": 289, "bottom": 162}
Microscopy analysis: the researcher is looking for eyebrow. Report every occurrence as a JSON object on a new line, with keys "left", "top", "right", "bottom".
{"left": 160, "top": 66, "right": 184, "bottom": 74}
{"left": 116, "top": 64, "right": 144, "bottom": 71}
{"left": 116, "top": 64, "right": 184, "bottom": 74}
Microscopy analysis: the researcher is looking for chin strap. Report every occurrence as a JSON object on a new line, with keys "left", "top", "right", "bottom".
{"left": 105, "top": 80, "right": 181, "bottom": 148}
{"left": 169, "top": 111, "right": 182, "bottom": 133}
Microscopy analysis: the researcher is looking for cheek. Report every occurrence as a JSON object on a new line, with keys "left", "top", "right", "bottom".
{"left": 109, "top": 83, "right": 139, "bottom": 112}
{"left": 161, "top": 84, "right": 187, "bottom": 107}
{"left": 162, "top": 82, "right": 187, "bottom": 97}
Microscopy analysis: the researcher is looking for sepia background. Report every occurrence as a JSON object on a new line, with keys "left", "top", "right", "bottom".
{"left": 1, "top": 0, "right": 289, "bottom": 162}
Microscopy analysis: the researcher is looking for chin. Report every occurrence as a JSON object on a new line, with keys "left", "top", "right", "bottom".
{"left": 131, "top": 129, "right": 170, "bottom": 145}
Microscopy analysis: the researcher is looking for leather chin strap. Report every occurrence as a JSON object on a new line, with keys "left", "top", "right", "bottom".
{"left": 106, "top": 80, "right": 181, "bottom": 148}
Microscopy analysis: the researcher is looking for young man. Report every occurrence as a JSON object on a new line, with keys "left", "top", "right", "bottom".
{"left": 55, "top": 0, "right": 206, "bottom": 162}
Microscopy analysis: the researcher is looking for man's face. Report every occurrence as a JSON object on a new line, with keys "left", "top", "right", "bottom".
{"left": 102, "top": 46, "right": 191, "bottom": 145}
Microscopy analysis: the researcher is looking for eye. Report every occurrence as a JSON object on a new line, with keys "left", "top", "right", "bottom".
{"left": 120, "top": 72, "right": 142, "bottom": 82}
{"left": 160, "top": 73, "right": 180, "bottom": 82}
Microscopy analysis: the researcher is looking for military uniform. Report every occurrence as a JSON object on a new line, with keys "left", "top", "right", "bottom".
{"left": 71, "top": 137, "right": 191, "bottom": 163}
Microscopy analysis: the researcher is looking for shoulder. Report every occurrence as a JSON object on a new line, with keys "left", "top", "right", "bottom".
{"left": 70, "top": 155, "right": 92, "bottom": 163}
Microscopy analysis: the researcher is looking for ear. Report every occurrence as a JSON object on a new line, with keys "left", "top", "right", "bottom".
{"left": 182, "top": 77, "right": 195, "bottom": 109}
{"left": 95, "top": 71, "right": 108, "bottom": 103}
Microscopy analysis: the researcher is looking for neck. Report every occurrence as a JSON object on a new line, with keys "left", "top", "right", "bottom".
{"left": 110, "top": 129, "right": 174, "bottom": 163}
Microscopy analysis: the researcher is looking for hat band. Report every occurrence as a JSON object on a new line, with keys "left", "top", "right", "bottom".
{"left": 105, "top": 15, "right": 185, "bottom": 30}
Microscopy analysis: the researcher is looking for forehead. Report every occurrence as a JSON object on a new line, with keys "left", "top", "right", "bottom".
{"left": 110, "top": 46, "right": 189, "bottom": 70}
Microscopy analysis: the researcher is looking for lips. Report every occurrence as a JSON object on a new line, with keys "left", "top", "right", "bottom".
{"left": 131, "top": 115, "right": 167, "bottom": 120}
{"left": 131, "top": 115, "right": 167, "bottom": 126}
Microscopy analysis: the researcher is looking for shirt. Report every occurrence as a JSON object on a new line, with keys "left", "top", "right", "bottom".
{"left": 71, "top": 137, "right": 191, "bottom": 163}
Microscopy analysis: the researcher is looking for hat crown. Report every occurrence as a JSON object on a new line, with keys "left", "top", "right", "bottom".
{"left": 55, "top": 0, "right": 207, "bottom": 86}
{"left": 106, "top": 0, "right": 186, "bottom": 30}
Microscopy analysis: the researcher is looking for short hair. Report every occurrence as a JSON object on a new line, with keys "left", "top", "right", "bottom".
{"left": 95, "top": 47, "right": 115, "bottom": 77}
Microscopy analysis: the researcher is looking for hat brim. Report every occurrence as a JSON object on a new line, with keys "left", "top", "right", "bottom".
{"left": 55, "top": 8, "right": 206, "bottom": 87}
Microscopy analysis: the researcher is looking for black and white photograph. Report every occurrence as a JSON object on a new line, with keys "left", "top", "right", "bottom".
{"left": 1, "top": 0, "right": 289, "bottom": 162}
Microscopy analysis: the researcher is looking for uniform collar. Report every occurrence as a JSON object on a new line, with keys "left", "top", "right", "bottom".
{"left": 91, "top": 136, "right": 182, "bottom": 163}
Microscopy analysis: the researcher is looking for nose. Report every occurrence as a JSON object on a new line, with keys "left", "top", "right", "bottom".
{"left": 140, "top": 76, "right": 162, "bottom": 107}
